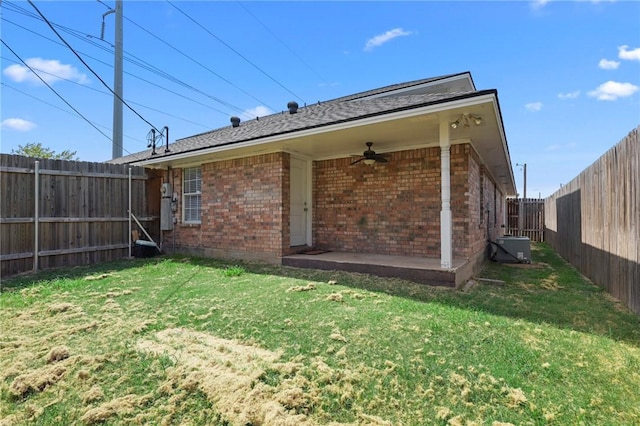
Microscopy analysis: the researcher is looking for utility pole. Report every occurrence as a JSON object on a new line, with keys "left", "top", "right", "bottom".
{"left": 516, "top": 163, "right": 527, "bottom": 199}
{"left": 112, "top": 0, "right": 123, "bottom": 159}
{"left": 103, "top": 1, "right": 124, "bottom": 159}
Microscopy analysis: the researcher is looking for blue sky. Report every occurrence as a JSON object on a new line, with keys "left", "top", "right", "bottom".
{"left": 1, "top": 0, "right": 639, "bottom": 198}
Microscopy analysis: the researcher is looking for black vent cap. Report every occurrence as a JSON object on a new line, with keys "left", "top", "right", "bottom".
{"left": 287, "top": 101, "right": 299, "bottom": 114}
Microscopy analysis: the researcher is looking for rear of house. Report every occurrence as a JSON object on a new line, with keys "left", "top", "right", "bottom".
{"left": 113, "top": 72, "right": 516, "bottom": 285}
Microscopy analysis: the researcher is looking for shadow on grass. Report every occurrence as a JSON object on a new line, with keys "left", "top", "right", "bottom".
{"left": 3, "top": 245, "right": 639, "bottom": 347}
{"left": 0, "top": 257, "right": 169, "bottom": 293}
{"left": 184, "top": 244, "right": 640, "bottom": 347}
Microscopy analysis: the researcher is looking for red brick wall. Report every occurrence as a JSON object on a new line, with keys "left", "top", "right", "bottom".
{"left": 451, "top": 144, "right": 471, "bottom": 258}
{"left": 467, "top": 148, "right": 505, "bottom": 257}
{"left": 164, "top": 152, "right": 288, "bottom": 263}
{"left": 313, "top": 146, "right": 472, "bottom": 258}
{"left": 160, "top": 144, "right": 502, "bottom": 263}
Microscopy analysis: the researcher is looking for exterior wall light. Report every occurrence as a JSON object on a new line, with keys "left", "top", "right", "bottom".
{"left": 450, "top": 113, "right": 483, "bottom": 129}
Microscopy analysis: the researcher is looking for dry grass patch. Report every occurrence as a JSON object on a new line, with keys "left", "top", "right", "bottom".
{"left": 81, "top": 393, "right": 154, "bottom": 424}
{"left": 46, "top": 346, "right": 70, "bottom": 363}
{"left": 325, "top": 293, "right": 344, "bottom": 302}
{"left": 287, "top": 283, "right": 317, "bottom": 292}
{"left": 137, "top": 328, "right": 322, "bottom": 425}
{"left": 9, "top": 363, "right": 68, "bottom": 397}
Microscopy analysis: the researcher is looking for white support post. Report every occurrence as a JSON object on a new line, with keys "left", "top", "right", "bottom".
{"left": 33, "top": 161, "right": 40, "bottom": 272}
{"left": 439, "top": 121, "right": 453, "bottom": 269}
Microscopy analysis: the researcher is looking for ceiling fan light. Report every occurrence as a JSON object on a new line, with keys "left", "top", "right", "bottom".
{"left": 363, "top": 158, "right": 376, "bottom": 166}
{"left": 450, "top": 121, "right": 458, "bottom": 129}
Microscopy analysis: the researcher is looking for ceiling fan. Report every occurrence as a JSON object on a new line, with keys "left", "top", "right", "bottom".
{"left": 350, "top": 142, "right": 388, "bottom": 165}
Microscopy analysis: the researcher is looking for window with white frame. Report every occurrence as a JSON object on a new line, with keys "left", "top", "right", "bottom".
{"left": 183, "top": 167, "right": 201, "bottom": 223}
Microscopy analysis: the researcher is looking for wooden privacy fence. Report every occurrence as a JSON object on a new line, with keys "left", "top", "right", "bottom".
{"left": 0, "top": 154, "right": 158, "bottom": 277}
{"left": 506, "top": 198, "right": 544, "bottom": 242}
{"left": 545, "top": 126, "right": 639, "bottom": 315}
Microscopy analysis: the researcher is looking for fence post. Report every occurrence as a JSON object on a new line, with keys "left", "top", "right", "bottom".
{"left": 518, "top": 198, "right": 523, "bottom": 237}
{"left": 33, "top": 160, "right": 40, "bottom": 272}
{"left": 128, "top": 167, "right": 132, "bottom": 258}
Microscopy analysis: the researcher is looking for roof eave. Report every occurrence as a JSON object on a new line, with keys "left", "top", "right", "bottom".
{"left": 131, "top": 91, "right": 497, "bottom": 167}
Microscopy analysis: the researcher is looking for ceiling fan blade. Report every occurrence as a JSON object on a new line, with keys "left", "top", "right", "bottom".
{"left": 350, "top": 157, "right": 364, "bottom": 165}
{"left": 375, "top": 156, "right": 389, "bottom": 163}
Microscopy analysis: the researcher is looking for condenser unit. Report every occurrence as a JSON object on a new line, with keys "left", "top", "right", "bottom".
{"left": 492, "top": 236, "right": 531, "bottom": 264}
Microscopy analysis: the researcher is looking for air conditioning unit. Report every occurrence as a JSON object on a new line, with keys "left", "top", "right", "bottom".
{"left": 493, "top": 236, "right": 531, "bottom": 263}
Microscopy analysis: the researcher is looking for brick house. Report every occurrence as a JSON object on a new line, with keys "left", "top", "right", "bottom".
{"left": 114, "top": 72, "right": 516, "bottom": 286}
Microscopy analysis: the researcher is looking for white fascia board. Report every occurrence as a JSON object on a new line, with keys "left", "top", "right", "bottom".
{"left": 134, "top": 94, "right": 498, "bottom": 167}
{"left": 489, "top": 100, "right": 516, "bottom": 195}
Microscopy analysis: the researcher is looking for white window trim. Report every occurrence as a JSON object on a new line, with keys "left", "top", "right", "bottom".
{"left": 182, "top": 166, "right": 202, "bottom": 224}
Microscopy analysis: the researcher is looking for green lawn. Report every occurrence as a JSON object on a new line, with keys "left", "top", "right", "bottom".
{"left": 1, "top": 243, "right": 639, "bottom": 425}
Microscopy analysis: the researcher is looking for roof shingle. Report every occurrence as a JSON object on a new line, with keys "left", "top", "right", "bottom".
{"left": 111, "top": 73, "right": 480, "bottom": 165}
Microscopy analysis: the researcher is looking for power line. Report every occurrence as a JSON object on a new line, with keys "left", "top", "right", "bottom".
{"left": 2, "top": 82, "right": 146, "bottom": 146}
{"left": 1, "top": 40, "right": 114, "bottom": 144}
{"left": 167, "top": 0, "right": 306, "bottom": 104}
{"left": 96, "top": 1, "right": 278, "bottom": 116}
{"left": 2, "top": 8, "right": 246, "bottom": 116}
{"left": 123, "top": 11, "right": 277, "bottom": 112}
{"left": 237, "top": 1, "right": 330, "bottom": 86}
{"left": 4, "top": 1, "right": 254, "bottom": 116}
{"left": 96, "top": 0, "right": 112, "bottom": 10}
{"left": 27, "top": 0, "right": 162, "bottom": 135}
{"left": 1, "top": 56, "right": 211, "bottom": 131}
{"left": 2, "top": 18, "right": 233, "bottom": 117}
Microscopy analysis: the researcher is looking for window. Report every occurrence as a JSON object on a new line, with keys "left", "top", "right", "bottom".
{"left": 183, "top": 167, "right": 201, "bottom": 223}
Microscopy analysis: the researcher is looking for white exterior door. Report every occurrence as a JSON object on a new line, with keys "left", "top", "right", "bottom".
{"left": 290, "top": 157, "right": 309, "bottom": 246}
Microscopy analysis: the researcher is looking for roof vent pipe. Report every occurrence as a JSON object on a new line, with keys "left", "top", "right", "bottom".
{"left": 287, "top": 101, "right": 299, "bottom": 114}
{"left": 230, "top": 116, "right": 241, "bottom": 128}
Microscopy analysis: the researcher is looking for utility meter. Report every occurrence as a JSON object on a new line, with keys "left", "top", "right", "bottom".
{"left": 161, "top": 183, "right": 172, "bottom": 198}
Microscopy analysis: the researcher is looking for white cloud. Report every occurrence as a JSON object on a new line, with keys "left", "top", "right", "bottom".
{"left": 1, "top": 118, "right": 36, "bottom": 131}
{"left": 364, "top": 28, "right": 413, "bottom": 52}
{"left": 534, "top": 0, "right": 615, "bottom": 8}
{"left": 241, "top": 105, "right": 273, "bottom": 119}
{"left": 558, "top": 90, "right": 580, "bottom": 100}
{"left": 618, "top": 45, "right": 640, "bottom": 61}
{"left": 588, "top": 81, "right": 639, "bottom": 100}
{"left": 3, "top": 58, "right": 88, "bottom": 85}
{"left": 598, "top": 58, "right": 620, "bottom": 70}
{"left": 531, "top": 0, "right": 551, "bottom": 9}
{"left": 525, "top": 102, "right": 543, "bottom": 112}
{"left": 546, "top": 142, "right": 577, "bottom": 151}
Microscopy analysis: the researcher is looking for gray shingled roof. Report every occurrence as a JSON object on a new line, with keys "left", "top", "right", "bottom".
{"left": 326, "top": 72, "right": 471, "bottom": 102}
{"left": 111, "top": 75, "right": 484, "bottom": 165}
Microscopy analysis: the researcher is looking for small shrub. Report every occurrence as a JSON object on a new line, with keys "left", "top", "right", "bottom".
{"left": 222, "top": 266, "right": 245, "bottom": 277}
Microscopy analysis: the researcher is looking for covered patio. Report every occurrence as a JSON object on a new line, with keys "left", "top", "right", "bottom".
{"left": 114, "top": 72, "right": 516, "bottom": 282}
